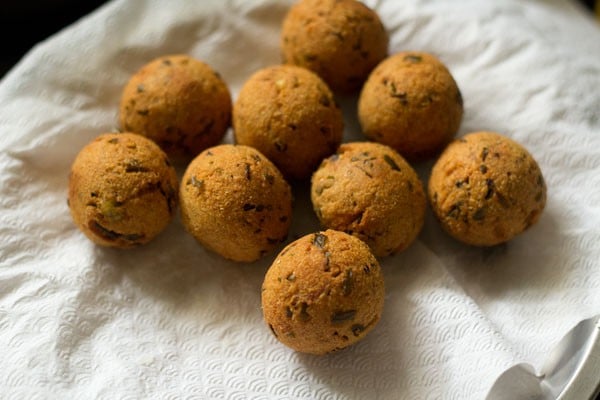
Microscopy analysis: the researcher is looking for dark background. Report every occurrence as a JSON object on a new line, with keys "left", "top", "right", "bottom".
{"left": 0, "top": 0, "right": 108, "bottom": 77}
{"left": 0, "top": 0, "right": 597, "bottom": 79}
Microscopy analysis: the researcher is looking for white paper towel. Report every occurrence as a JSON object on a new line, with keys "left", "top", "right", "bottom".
{"left": 1, "top": 0, "right": 599, "bottom": 399}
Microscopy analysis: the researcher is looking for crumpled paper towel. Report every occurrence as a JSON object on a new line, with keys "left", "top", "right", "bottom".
{"left": 1, "top": 0, "right": 599, "bottom": 398}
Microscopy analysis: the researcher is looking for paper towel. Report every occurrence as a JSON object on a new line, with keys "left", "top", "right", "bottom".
{"left": 1, "top": 0, "right": 599, "bottom": 398}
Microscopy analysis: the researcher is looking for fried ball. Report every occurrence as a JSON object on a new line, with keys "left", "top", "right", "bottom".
{"left": 311, "top": 142, "right": 426, "bottom": 257}
{"left": 119, "top": 54, "right": 231, "bottom": 158}
{"left": 68, "top": 132, "right": 178, "bottom": 248}
{"left": 358, "top": 51, "right": 463, "bottom": 161}
{"left": 262, "top": 230, "right": 385, "bottom": 354}
{"left": 233, "top": 64, "right": 343, "bottom": 180}
{"left": 281, "top": 0, "right": 388, "bottom": 93}
{"left": 180, "top": 144, "right": 293, "bottom": 262}
{"left": 428, "top": 131, "right": 547, "bottom": 246}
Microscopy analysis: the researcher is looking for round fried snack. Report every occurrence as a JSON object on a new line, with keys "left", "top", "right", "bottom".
{"left": 233, "top": 64, "right": 343, "bottom": 180}
{"left": 262, "top": 230, "right": 385, "bottom": 355}
{"left": 179, "top": 144, "right": 293, "bottom": 262}
{"left": 358, "top": 51, "right": 463, "bottom": 161}
{"left": 281, "top": 0, "right": 388, "bottom": 93}
{"left": 119, "top": 54, "right": 232, "bottom": 158}
{"left": 428, "top": 131, "right": 547, "bottom": 246}
{"left": 68, "top": 133, "right": 178, "bottom": 248}
{"left": 311, "top": 142, "right": 426, "bottom": 257}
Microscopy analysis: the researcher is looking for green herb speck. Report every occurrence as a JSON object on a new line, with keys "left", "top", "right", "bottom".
{"left": 342, "top": 269, "right": 353, "bottom": 296}
{"left": 313, "top": 232, "right": 327, "bottom": 248}
{"left": 404, "top": 54, "right": 422, "bottom": 63}
{"left": 331, "top": 310, "right": 356, "bottom": 324}
{"left": 351, "top": 324, "right": 365, "bottom": 336}
{"left": 384, "top": 154, "right": 401, "bottom": 171}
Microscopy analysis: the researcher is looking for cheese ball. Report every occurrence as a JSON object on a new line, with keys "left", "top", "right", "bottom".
{"left": 358, "top": 51, "right": 463, "bottom": 161}
{"left": 68, "top": 132, "right": 178, "bottom": 248}
{"left": 262, "top": 230, "right": 385, "bottom": 355}
{"left": 233, "top": 64, "right": 343, "bottom": 180}
{"left": 428, "top": 131, "right": 547, "bottom": 246}
{"left": 119, "top": 54, "right": 232, "bottom": 158}
{"left": 281, "top": 0, "right": 388, "bottom": 93}
{"left": 311, "top": 142, "right": 426, "bottom": 257}
{"left": 180, "top": 144, "right": 292, "bottom": 262}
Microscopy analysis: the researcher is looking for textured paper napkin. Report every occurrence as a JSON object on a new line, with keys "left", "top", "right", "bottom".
{"left": 1, "top": 0, "right": 599, "bottom": 399}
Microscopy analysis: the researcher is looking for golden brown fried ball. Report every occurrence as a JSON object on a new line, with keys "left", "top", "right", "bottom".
{"left": 311, "top": 142, "right": 426, "bottom": 257}
{"left": 233, "top": 64, "right": 343, "bottom": 180}
{"left": 179, "top": 144, "right": 293, "bottom": 262}
{"left": 119, "top": 54, "right": 231, "bottom": 158}
{"left": 262, "top": 229, "right": 385, "bottom": 354}
{"left": 281, "top": 0, "right": 389, "bottom": 93}
{"left": 358, "top": 51, "right": 463, "bottom": 161}
{"left": 68, "top": 132, "right": 178, "bottom": 248}
{"left": 428, "top": 131, "right": 547, "bottom": 246}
